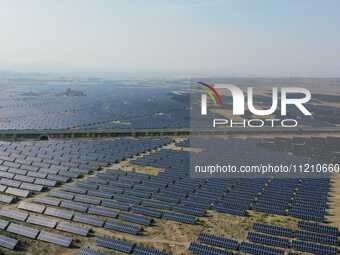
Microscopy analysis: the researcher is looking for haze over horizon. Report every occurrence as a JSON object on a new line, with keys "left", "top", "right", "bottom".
{"left": 1, "top": 0, "right": 340, "bottom": 77}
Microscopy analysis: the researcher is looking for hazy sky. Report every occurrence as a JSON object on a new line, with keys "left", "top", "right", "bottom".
{"left": 1, "top": 0, "right": 340, "bottom": 77}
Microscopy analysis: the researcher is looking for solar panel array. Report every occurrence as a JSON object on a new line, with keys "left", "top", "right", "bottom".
{"left": 0, "top": 84, "right": 192, "bottom": 130}
{"left": 197, "top": 233, "right": 239, "bottom": 250}
{"left": 298, "top": 221, "right": 339, "bottom": 236}
{"left": 104, "top": 220, "right": 141, "bottom": 235}
{"left": 240, "top": 242, "right": 285, "bottom": 255}
{"left": 0, "top": 209, "right": 74, "bottom": 249}
{"left": 130, "top": 143, "right": 335, "bottom": 223}
{"left": 247, "top": 222, "right": 339, "bottom": 255}
{"left": 80, "top": 247, "right": 108, "bottom": 255}
{"left": 133, "top": 246, "right": 172, "bottom": 255}
{"left": 96, "top": 236, "right": 135, "bottom": 253}
{"left": 0, "top": 138, "right": 170, "bottom": 206}
{"left": 253, "top": 223, "right": 294, "bottom": 238}
{"left": 189, "top": 242, "right": 235, "bottom": 255}
{"left": 0, "top": 234, "right": 18, "bottom": 250}
{"left": 247, "top": 232, "right": 290, "bottom": 249}
{"left": 295, "top": 230, "right": 338, "bottom": 246}
{"left": 0, "top": 137, "right": 173, "bottom": 251}
{"left": 0, "top": 136, "right": 337, "bottom": 255}
{"left": 292, "top": 240, "right": 337, "bottom": 255}
{"left": 93, "top": 235, "right": 173, "bottom": 254}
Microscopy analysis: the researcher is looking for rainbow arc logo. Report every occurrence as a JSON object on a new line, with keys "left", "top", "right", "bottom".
{"left": 197, "top": 82, "right": 223, "bottom": 105}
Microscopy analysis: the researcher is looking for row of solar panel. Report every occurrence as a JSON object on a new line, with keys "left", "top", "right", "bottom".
{"left": 189, "top": 242, "right": 234, "bottom": 255}
{"left": 0, "top": 207, "right": 90, "bottom": 237}
{"left": 197, "top": 233, "right": 239, "bottom": 250}
{"left": 249, "top": 223, "right": 339, "bottom": 255}
{"left": 130, "top": 147, "right": 331, "bottom": 222}
{"left": 17, "top": 201, "right": 144, "bottom": 236}
{"left": 94, "top": 236, "right": 171, "bottom": 254}
{"left": 52, "top": 176, "right": 201, "bottom": 225}
{"left": 0, "top": 139, "right": 170, "bottom": 188}
{"left": 0, "top": 218, "right": 72, "bottom": 249}
{"left": 298, "top": 221, "right": 339, "bottom": 236}
{"left": 253, "top": 222, "right": 338, "bottom": 246}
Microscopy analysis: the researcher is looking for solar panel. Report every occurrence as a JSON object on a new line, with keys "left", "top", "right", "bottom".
{"left": 119, "top": 212, "right": 152, "bottom": 226}
{"left": 34, "top": 196, "right": 61, "bottom": 206}
{"left": 0, "top": 178, "right": 21, "bottom": 188}
{"left": 104, "top": 220, "right": 141, "bottom": 235}
{"left": 298, "top": 221, "right": 339, "bottom": 236}
{"left": 39, "top": 168, "right": 59, "bottom": 174}
{"left": 173, "top": 205, "right": 205, "bottom": 217}
{"left": 132, "top": 206, "right": 163, "bottom": 218}
{"left": 292, "top": 240, "right": 337, "bottom": 255}
{"left": 63, "top": 186, "right": 87, "bottom": 194}
{"left": 0, "top": 194, "right": 15, "bottom": 204}
{"left": 28, "top": 171, "right": 47, "bottom": 179}
{"left": 253, "top": 223, "right": 293, "bottom": 238}
{"left": 142, "top": 200, "right": 173, "bottom": 210}
{"left": 18, "top": 201, "right": 46, "bottom": 213}
{"left": 44, "top": 207, "right": 74, "bottom": 220}
{"left": 59, "top": 170, "right": 81, "bottom": 178}
{"left": 79, "top": 247, "right": 108, "bottom": 255}
{"left": 0, "top": 185, "right": 7, "bottom": 193}
{"left": 5, "top": 187, "right": 30, "bottom": 198}
{"left": 78, "top": 182, "right": 99, "bottom": 190}
{"left": 162, "top": 211, "right": 197, "bottom": 225}
{"left": 47, "top": 174, "right": 70, "bottom": 183}
{"left": 37, "top": 231, "right": 73, "bottom": 247}
{"left": 189, "top": 242, "right": 234, "bottom": 255}
{"left": 99, "top": 186, "right": 124, "bottom": 194}
{"left": 34, "top": 178, "right": 57, "bottom": 187}
{"left": 295, "top": 230, "right": 338, "bottom": 246}
{"left": 0, "top": 219, "right": 9, "bottom": 230}
{"left": 125, "top": 190, "right": 151, "bottom": 199}
{"left": 198, "top": 233, "right": 239, "bottom": 250}
{"left": 73, "top": 213, "right": 104, "bottom": 227}
{"left": 0, "top": 234, "right": 18, "bottom": 250}
{"left": 101, "top": 199, "right": 130, "bottom": 211}
{"left": 0, "top": 165, "right": 9, "bottom": 172}
{"left": 60, "top": 200, "right": 88, "bottom": 212}
{"left": 74, "top": 195, "right": 101, "bottom": 205}
{"left": 87, "top": 190, "right": 113, "bottom": 199}
{"left": 247, "top": 232, "right": 290, "bottom": 249}
{"left": 20, "top": 182, "right": 44, "bottom": 192}
{"left": 26, "top": 215, "right": 57, "bottom": 228}
{"left": 7, "top": 223, "right": 40, "bottom": 239}
{"left": 8, "top": 168, "right": 27, "bottom": 175}
{"left": 21, "top": 164, "right": 39, "bottom": 172}
{"left": 151, "top": 193, "right": 179, "bottom": 203}
{"left": 14, "top": 174, "right": 34, "bottom": 183}
{"left": 4, "top": 162, "right": 21, "bottom": 169}
{"left": 0, "top": 171, "right": 14, "bottom": 179}
{"left": 0, "top": 209, "right": 28, "bottom": 221}
{"left": 240, "top": 241, "right": 285, "bottom": 255}
{"left": 88, "top": 206, "right": 119, "bottom": 218}
{"left": 114, "top": 195, "right": 141, "bottom": 205}
{"left": 56, "top": 222, "right": 90, "bottom": 236}
{"left": 96, "top": 236, "right": 135, "bottom": 253}
{"left": 49, "top": 190, "right": 74, "bottom": 200}
{"left": 133, "top": 246, "right": 171, "bottom": 255}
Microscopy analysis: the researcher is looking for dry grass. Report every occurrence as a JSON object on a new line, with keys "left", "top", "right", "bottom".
{"left": 327, "top": 174, "right": 340, "bottom": 227}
